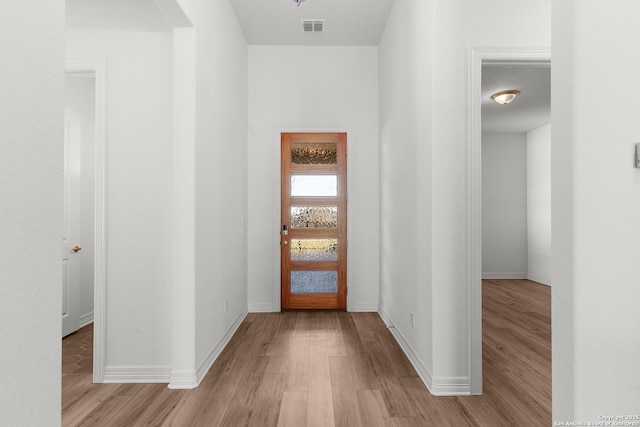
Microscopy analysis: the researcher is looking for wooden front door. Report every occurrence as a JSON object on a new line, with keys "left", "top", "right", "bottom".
{"left": 281, "top": 133, "right": 347, "bottom": 309}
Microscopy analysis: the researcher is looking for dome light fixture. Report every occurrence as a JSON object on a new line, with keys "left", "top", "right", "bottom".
{"left": 491, "top": 90, "right": 520, "bottom": 105}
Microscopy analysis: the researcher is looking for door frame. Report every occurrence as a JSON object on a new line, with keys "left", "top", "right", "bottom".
{"left": 280, "top": 132, "right": 348, "bottom": 310}
{"left": 65, "top": 58, "right": 108, "bottom": 383}
{"left": 468, "top": 47, "right": 551, "bottom": 394}
{"left": 272, "top": 128, "right": 352, "bottom": 312}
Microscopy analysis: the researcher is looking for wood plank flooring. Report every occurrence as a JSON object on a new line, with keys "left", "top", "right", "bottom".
{"left": 62, "top": 279, "right": 551, "bottom": 426}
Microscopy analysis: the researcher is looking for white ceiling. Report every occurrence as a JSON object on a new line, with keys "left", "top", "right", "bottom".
{"left": 66, "top": 0, "right": 171, "bottom": 31}
{"left": 66, "top": 0, "right": 549, "bottom": 134}
{"left": 229, "top": 0, "right": 396, "bottom": 46}
{"left": 230, "top": 1, "right": 550, "bottom": 132}
{"left": 482, "top": 64, "right": 551, "bottom": 134}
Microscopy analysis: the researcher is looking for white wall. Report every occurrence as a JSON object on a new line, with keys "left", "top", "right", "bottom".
{"left": 184, "top": 0, "right": 249, "bottom": 376}
{"left": 66, "top": 0, "right": 249, "bottom": 387}
{"left": 379, "top": 0, "right": 550, "bottom": 394}
{"left": 553, "top": 1, "right": 640, "bottom": 421}
{"left": 248, "top": 46, "right": 380, "bottom": 312}
{"left": 526, "top": 124, "right": 551, "bottom": 285}
{"left": 378, "top": 0, "right": 435, "bottom": 387}
{"left": 66, "top": 15, "right": 174, "bottom": 373}
{"left": 65, "top": 74, "right": 96, "bottom": 324}
{"left": 482, "top": 133, "right": 528, "bottom": 278}
{"left": 430, "top": 0, "right": 550, "bottom": 385}
{"left": 0, "top": 0, "right": 64, "bottom": 424}
{"left": 482, "top": 128, "right": 551, "bottom": 284}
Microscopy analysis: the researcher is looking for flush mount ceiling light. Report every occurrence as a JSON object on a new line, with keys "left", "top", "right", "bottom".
{"left": 293, "top": 0, "right": 307, "bottom": 6}
{"left": 491, "top": 90, "right": 520, "bottom": 105}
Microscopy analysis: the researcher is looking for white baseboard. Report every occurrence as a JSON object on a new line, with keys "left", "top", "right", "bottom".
{"left": 168, "top": 370, "right": 198, "bottom": 389}
{"left": 431, "top": 376, "right": 472, "bottom": 396}
{"left": 79, "top": 311, "right": 94, "bottom": 328}
{"left": 195, "top": 310, "right": 247, "bottom": 385}
{"left": 377, "top": 306, "right": 470, "bottom": 396}
{"left": 483, "top": 273, "right": 552, "bottom": 287}
{"left": 377, "top": 307, "right": 434, "bottom": 392}
{"left": 349, "top": 302, "right": 378, "bottom": 312}
{"left": 168, "top": 310, "right": 247, "bottom": 389}
{"left": 527, "top": 274, "right": 551, "bottom": 286}
{"left": 482, "top": 272, "right": 528, "bottom": 279}
{"left": 104, "top": 313, "right": 247, "bottom": 387}
{"left": 249, "top": 303, "right": 274, "bottom": 313}
{"left": 103, "top": 365, "right": 171, "bottom": 383}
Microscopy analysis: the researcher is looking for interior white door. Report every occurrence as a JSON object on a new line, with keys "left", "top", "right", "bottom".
{"left": 62, "top": 107, "right": 82, "bottom": 337}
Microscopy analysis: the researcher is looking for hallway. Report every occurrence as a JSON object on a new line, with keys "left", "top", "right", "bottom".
{"left": 62, "top": 280, "right": 550, "bottom": 426}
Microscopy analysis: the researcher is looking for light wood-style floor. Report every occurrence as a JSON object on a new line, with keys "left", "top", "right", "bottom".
{"left": 62, "top": 279, "right": 550, "bottom": 426}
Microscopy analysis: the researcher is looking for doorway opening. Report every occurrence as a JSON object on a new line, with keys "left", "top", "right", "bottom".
{"left": 63, "top": 72, "right": 95, "bottom": 338}
{"left": 64, "top": 59, "right": 107, "bottom": 383}
{"left": 280, "top": 132, "right": 348, "bottom": 309}
{"left": 469, "top": 48, "right": 552, "bottom": 394}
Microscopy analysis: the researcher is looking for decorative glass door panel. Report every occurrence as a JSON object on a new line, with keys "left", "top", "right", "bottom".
{"left": 291, "top": 271, "right": 338, "bottom": 294}
{"left": 290, "top": 206, "right": 338, "bottom": 229}
{"left": 290, "top": 175, "right": 337, "bottom": 197}
{"left": 281, "top": 133, "right": 347, "bottom": 309}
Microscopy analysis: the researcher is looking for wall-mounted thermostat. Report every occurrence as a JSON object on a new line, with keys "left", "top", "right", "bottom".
{"left": 636, "top": 143, "right": 640, "bottom": 168}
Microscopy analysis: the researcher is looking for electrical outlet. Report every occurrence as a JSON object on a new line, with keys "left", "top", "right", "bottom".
{"left": 224, "top": 299, "right": 228, "bottom": 314}
{"left": 410, "top": 312, "right": 415, "bottom": 328}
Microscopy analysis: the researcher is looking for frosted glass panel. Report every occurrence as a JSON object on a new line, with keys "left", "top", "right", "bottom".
{"left": 291, "top": 239, "right": 338, "bottom": 261}
{"left": 291, "top": 143, "right": 337, "bottom": 164}
{"left": 291, "top": 271, "right": 338, "bottom": 294}
{"left": 291, "top": 207, "right": 338, "bottom": 229}
{"left": 291, "top": 175, "right": 337, "bottom": 197}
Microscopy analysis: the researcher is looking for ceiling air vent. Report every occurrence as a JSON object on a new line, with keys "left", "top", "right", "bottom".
{"left": 302, "top": 19, "right": 325, "bottom": 33}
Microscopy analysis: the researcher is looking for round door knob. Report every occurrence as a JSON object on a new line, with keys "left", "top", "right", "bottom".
{"left": 281, "top": 240, "right": 288, "bottom": 246}
{"left": 72, "top": 245, "right": 82, "bottom": 253}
